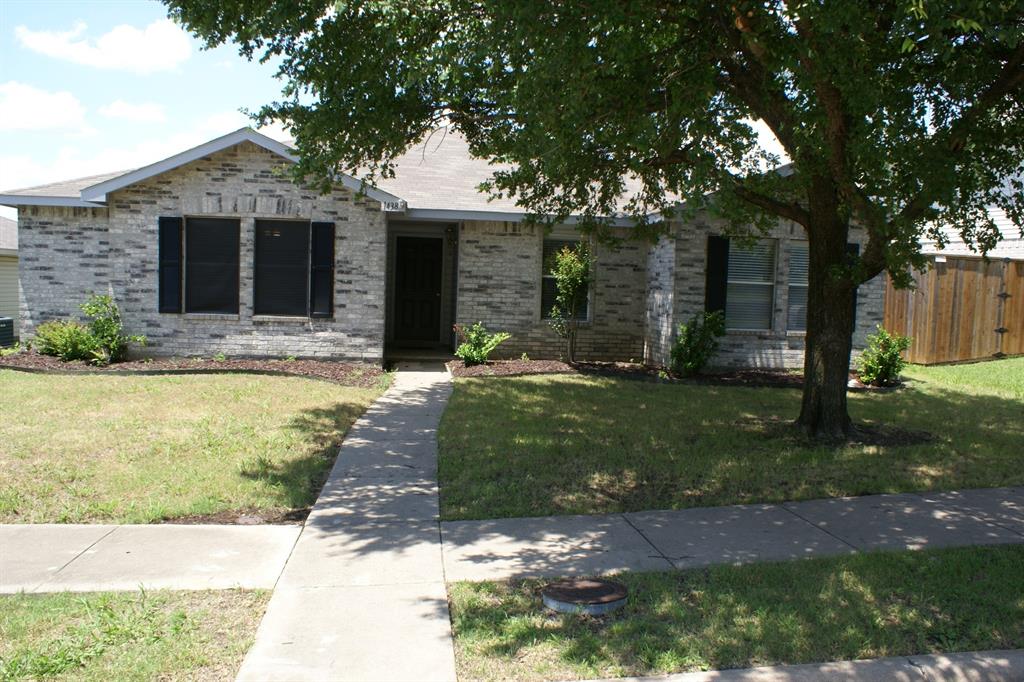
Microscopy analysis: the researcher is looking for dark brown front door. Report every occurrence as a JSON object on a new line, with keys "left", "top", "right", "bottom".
{"left": 394, "top": 236, "right": 443, "bottom": 343}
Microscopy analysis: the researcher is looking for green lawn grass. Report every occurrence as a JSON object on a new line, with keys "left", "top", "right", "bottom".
{"left": 438, "top": 357, "right": 1024, "bottom": 520}
{"left": 0, "top": 590, "right": 268, "bottom": 681}
{"left": 449, "top": 545, "right": 1024, "bottom": 681}
{"left": 0, "top": 371, "right": 383, "bottom": 523}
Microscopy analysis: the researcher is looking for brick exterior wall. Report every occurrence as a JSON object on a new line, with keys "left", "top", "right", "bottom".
{"left": 642, "top": 214, "right": 885, "bottom": 369}
{"left": 18, "top": 141, "right": 387, "bottom": 361}
{"left": 455, "top": 220, "right": 647, "bottom": 361}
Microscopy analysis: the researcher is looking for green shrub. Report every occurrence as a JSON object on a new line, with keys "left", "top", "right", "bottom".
{"left": 34, "top": 321, "right": 100, "bottom": 362}
{"left": 454, "top": 322, "right": 511, "bottom": 365}
{"left": 670, "top": 311, "right": 726, "bottom": 377}
{"left": 80, "top": 294, "right": 146, "bottom": 364}
{"left": 34, "top": 295, "right": 145, "bottom": 365}
{"left": 857, "top": 325, "right": 912, "bottom": 386}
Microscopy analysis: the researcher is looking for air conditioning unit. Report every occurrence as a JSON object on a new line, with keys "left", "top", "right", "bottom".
{"left": 0, "top": 317, "right": 13, "bottom": 348}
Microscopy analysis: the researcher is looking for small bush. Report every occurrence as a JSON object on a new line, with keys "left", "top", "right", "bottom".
{"left": 454, "top": 322, "right": 511, "bottom": 365}
{"left": 34, "top": 295, "right": 145, "bottom": 365}
{"left": 858, "top": 325, "right": 912, "bottom": 386}
{"left": 80, "top": 294, "right": 146, "bottom": 364}
{"left": 670, "top": 311, "right": 726, "bottom": 377}
{"left": 34, "top": 321, "right": 100, "bottom": 362}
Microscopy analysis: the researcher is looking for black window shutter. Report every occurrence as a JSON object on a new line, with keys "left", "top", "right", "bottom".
{"left": 158, "top": 217, "right": 183, "bottom": 313}
{"left": 309, "top": 222, "right": 335, "bottom": 318}
{"left": 705, "top": 235, "right": 730, "bottom": 313}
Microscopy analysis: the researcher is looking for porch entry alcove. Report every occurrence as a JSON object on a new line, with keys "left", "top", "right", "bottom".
{"left": 385, "top": 222, "right": 458, "bottom": 358}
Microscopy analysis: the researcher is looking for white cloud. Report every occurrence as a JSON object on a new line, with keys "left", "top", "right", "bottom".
{"left": 0, "top": 81, "right": 87, "bottom": 132}
{"left": 98, "top": 100, "right": 166, "bottom": 123}
{"left": 15, "top": 19, "right": 191, "bottom": 74}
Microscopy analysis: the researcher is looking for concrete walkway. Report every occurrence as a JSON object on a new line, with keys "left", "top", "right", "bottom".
{"left": 0, "top": 523, "right": 299, "bottom": 593}
{"left": 441, "top": 486, "right": 1024, "bottom": 581}
{"left": 590, "top": 649, "right": 1024, "bottom": 681}
{"left": 236, "top": 363, "right": 456, "bottom": 682}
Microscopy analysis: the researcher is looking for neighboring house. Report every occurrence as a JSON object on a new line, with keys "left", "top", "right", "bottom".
{"left": 0, "top": 215, "right": 18, "bottom": 340}
{"left": 0, "top": 127, "right": 884, "bottom": 367}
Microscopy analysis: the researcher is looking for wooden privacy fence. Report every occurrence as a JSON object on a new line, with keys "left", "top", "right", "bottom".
{"left": 884, "top": 256, "right": 1024, "bottom": 364}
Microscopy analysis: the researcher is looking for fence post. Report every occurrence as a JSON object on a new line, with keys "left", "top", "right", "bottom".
{"left": 994, "top": 258, "right": 1010, "bottom": 359}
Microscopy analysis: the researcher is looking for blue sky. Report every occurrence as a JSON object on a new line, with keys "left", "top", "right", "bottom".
{"left": 0, "top": 0, "right": 288, "bottom": 218}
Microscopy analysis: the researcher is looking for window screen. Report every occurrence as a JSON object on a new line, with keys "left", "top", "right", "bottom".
{"left": 254, "top": 220, "right": 310, "bottom": 316}
{"left": 185, "top": 217, "right": 239, "bottom": 314}
{"left": 725, "top": 240, "right": 775, "bottom": 330}
{"left": 541, "top": 239, "right": 589, "bottom": 320}
{"left": 787, "top": 242, "right": 809, "bottom": 331}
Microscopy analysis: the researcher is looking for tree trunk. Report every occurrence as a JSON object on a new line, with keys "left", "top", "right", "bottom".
{"left": 797, "top": 199, "right": 858, "bottom": 439}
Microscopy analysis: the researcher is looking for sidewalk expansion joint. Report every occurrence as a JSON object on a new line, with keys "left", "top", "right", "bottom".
{"left": 780, "top": 503, "right": 861, "bottom": 551}
{"left": 40, "top": 524, "right": 120, "bottom": 590}
{"left": 621, "top": 514, "right": 675, "bottom": 568}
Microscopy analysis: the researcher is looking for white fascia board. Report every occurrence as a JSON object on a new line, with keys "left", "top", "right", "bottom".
{"left": 78, "top": 127, "right": 406, "bottom": 207}
{"left": 404, "top": 207, "right": 636, "bottom": 227}
{"left": 0, "top": 195, "right": 105, "bottom": 209}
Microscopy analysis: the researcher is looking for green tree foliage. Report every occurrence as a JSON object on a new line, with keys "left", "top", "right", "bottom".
{"left": 547, "top": 242, "right": 593, "bottom": 363}
{"left": 165, "top": 0, "right": 1024, "bottom": 437}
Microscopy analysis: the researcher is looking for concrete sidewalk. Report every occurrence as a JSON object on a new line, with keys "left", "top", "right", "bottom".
{"left": 590, "top": 649, "right": 1024, "bottom": 681}
{"left": 441, "top": 486, "right": 1024, "bottom": 581}
{"left": 235, "top": 363, "right": 456, "bottom": 682}
{"left": 0, "top": 524, "right": 300, "bottom": 593}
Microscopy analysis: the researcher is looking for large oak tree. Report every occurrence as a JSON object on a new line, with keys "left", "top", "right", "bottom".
{"left": 167, "top": 0, "right": 1024, "bottom": 438}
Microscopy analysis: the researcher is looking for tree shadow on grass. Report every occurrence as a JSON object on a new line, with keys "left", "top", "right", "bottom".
{"left": 236, "top": 401, "right": 369, "bottom": 511}
{"left": 439, "top": 375, "right": 1024, "bottom": 519}
{"left": 451, "top": 546, "right": 1024, "bottom": 678}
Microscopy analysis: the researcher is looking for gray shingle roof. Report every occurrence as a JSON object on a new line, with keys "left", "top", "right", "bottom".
{"left": 0, "top": 215, "right": 16, "bottom": 251}
{"left": 0, "top": 127, "right": 654, "bottom": 217}
{"left": 1, "top": 169, "right": 132, "bottom": 199}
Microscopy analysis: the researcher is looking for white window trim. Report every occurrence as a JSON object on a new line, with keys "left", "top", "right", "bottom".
{"left": 725, "top": 239, "right": 777, "bottom": 332}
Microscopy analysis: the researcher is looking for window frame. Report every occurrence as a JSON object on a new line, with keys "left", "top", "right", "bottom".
{"left": 724, "top": 238, "right": 777, "bottom": 332}
{"left": 540, "top": 237, "right": 591, "bottom": 322}
{"left": 183, "top": 216, "right": 241, "bottom": 315}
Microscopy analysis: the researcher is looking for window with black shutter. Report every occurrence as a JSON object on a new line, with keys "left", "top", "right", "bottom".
{"left": 185, "top": 217, "right": 240, "bottom": 314}
{"left": 541, "top": 238, "right": 589, "bottom": 320}
{"left": 254, "top": 220, "right": 311, "bottom": 316}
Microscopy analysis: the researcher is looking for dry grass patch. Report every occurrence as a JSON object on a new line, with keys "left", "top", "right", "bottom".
{"left": 0, "top": 371, "right": 383, "bottom": 523}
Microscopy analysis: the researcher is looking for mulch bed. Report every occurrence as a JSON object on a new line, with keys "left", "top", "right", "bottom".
{"left": 0, "top": 350, "right": 386, "bottom": 389}
{"left": 161, "top": 507, "right": 311, "bottom": 525}
{"left": 447, "top": 359, "right": 897, "bottom": 391}
{"left": 447, "top": 358, "right": 666, "bottom": 381}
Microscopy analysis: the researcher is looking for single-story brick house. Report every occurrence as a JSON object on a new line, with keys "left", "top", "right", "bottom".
{"left": 0, "top": 127, "right": 883, "bottom": 367}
